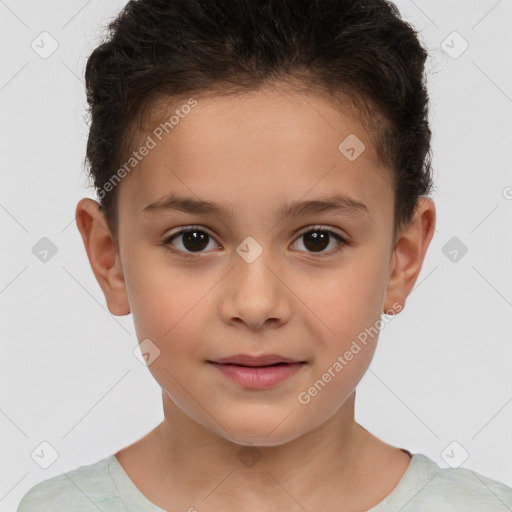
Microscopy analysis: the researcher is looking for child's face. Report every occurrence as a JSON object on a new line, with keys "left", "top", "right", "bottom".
{"left": 78, "top": 83, "right": 434, "bottom": 447}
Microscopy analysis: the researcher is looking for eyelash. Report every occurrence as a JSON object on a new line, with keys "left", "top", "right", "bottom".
{"left": 162, "top": 225, "right": 349, "bottom": 258}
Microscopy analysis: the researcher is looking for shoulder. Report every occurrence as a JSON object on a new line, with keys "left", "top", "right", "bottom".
{"left": 16, "top": 455, "right": 123, "bottom": 511}
{"left": 400, "top": 454, "right": 512, "bottom": 511}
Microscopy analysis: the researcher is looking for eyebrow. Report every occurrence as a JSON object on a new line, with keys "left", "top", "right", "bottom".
{"left": 143, "top": 192, "right": 370, "bottom": 218}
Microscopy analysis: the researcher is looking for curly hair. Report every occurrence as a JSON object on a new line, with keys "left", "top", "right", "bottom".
{"left": 83, "top": 0, "right": 434, "bottom": 246}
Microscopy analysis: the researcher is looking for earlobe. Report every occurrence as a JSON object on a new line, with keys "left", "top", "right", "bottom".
{"left": 383, "top": 197, "right": 436, "bottom": 314}
{"left": 75, "top": 198, "right": 131, "bottom": 316}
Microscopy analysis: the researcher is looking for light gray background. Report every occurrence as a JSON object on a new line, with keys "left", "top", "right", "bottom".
{"left": 1, "top": 0, "right": 512, "bottom": 510}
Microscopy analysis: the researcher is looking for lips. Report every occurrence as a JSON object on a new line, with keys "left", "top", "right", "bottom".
{"left": 208, "top": 354, "right": 305, "bottom": 367}
{"left": 208, "top": 355, "right": 306, "bottom": 389}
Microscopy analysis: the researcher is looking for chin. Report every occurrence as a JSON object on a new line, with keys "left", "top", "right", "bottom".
{"left": 216, "top": 414, "right": 306, "bottom": 448}
{"left": 228, "top": 432, "right": 297, "bottom": 448}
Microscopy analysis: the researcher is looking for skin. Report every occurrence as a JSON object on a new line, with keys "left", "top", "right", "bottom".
{"left": 75, "top": 82, "right": 436, "bottom": 511}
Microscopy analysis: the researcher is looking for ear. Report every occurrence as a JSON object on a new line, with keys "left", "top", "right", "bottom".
{"left": 75, "top": 198, "right": 131, "bottom": 316}
{"left": 383, "top": 197, "right": 436, "bottom": 314}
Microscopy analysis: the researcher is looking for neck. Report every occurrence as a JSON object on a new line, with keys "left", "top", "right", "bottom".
{"left": 155, "top": 390, "right": 366, "bottom": 500}
{"left": 116, "top": 391, "right": 410, "bottom": 511}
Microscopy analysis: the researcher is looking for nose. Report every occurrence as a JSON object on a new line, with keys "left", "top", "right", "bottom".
{"left": 219, "top": 251, "right": 292, "bottom": 331}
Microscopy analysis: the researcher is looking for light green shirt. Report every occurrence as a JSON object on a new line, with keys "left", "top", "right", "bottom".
{"left": 17, "top": 452, "right": 512, "bottom": 511}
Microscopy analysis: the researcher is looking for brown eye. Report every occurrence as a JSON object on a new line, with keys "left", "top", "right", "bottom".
{"left": 292, "top": 227, "right": 347, "bottom": 254}
{"left": 164, "top": 227, "right": 219, "bottom": 254}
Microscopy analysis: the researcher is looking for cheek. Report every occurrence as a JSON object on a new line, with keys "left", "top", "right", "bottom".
{"left": 297, "top": 249, "right": 389, "bottom": 346}
{"left": 123, "top": 250, "right": 212, "bottom": 352}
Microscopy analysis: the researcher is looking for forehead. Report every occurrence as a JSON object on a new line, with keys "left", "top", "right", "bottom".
{"left": 118, "top": 84, "right": 394, "bottom": 224}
